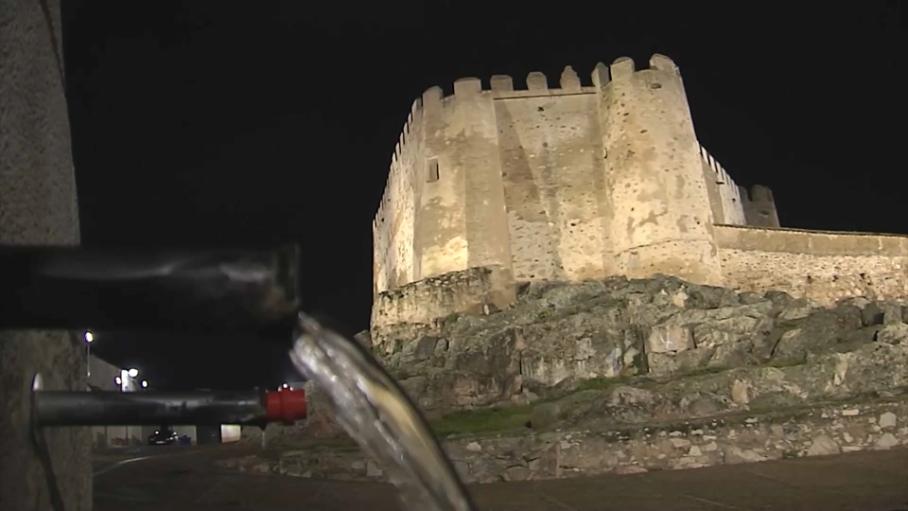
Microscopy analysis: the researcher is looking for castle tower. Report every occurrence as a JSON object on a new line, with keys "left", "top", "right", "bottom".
{"left": 595, "top": 55, "right": 722, "bottom": 284}
{"left": 741, "top": 184, "right": 781, "bottom": 227}
{"left": 372, "top": 82, "right": 514, "bottom": 297}
{"left": 417, "top": 79, "right": 513, "bottom": 280}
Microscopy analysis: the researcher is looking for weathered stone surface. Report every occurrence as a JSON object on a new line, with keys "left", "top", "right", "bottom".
{"left": 731, "top": 379, "right": 751, "bottom": 404}
{"left": 606, "top": 385, "right": 654, "bottom": 407}
{"left": 372, "top": 277, "right": 908, "bottom": 413}
{"left": 530, "top": 402, "right": 563, "bottom": 429}
{"left": 778, "top": 299, "right": 814, "bottom": 321}
{"left": 647, "top": 348, "right": 714, "bottom": 376}
{"left": 806, "top": 434, "right": 840, "bottom": 456}
{"left": 879, "top": 412, "right": 897, "bottom": 429}
{"left": 724, "top": 446, "right": 768, "bottom": 464}
{"left": 861, "top": 302, "right": 885, "bottom": 326}
{"left": 226, "top": 393, "right": 908, "bottom": 484}
{"left": 614, "top": 465, "right": 648, "bottom": 474}
{"left": 372, "top": 266, "right": 517, "bottom": 332}
{"left": 876, "top": 433, "right": 899, "bottom": 449}
{"left": 1, "top": 0, "right": 90, "bottom": 509}
{"left": 882, "top": 303, "right": 903, "bottom": 325}
{"left": 876, "top": 322, "right": 908, "bottom": 345}
{"left": 670, "top": 438, "right": 691, "bottom": 449}
{"left": 647, "top": 323, "right": 693, "bottom": 353}
{"left": 502, "top": 465, "right": 531, "bottom": 481}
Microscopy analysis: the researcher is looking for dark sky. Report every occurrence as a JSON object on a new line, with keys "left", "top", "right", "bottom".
{"left": 61, "top": 2, "right": 906, "bottom": 389}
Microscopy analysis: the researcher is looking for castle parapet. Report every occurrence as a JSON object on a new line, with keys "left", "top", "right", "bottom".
{"left": 699, "top": 145, "right": 746, "bottom": 225}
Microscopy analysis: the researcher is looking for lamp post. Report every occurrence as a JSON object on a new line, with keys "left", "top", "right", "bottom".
{"left": 84, "top": 331, "right": 94, "bottom": 378}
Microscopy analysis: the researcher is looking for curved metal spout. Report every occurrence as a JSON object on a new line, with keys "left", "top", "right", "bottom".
{"left": 290, "top": 313, "right": 474, "bottom": 511}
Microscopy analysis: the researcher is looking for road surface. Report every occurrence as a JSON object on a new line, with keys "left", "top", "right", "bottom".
{"left": 94, "top": 444, "right": 908, "bottom": 511}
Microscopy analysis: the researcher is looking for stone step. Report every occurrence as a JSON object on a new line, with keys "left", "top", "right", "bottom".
{"left": 444, "top": 394, "right": 908, "bottom": 483}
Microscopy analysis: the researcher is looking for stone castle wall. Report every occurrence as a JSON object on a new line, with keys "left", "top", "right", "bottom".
{"left": 700, "top": 146, "right": 747, "bottom": 226}
{"left": 372, "top": 53, "right": 906, "bottom": 330}
{"left": 374, "top": 54, "right": 753, "bottom": 297}
{"left": 371, "top": 265, "right": 515, "bottom": 329}
{"left": 495, "top": 68, "right": 607, "bottom": 283}
{"left": 716, "top": 225, "right": 908, "bottom": 305}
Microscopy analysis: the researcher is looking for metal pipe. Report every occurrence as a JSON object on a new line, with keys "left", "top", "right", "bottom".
{"left": 34, "top": 389, "right": 307, "bottom": 426}
{"left": 0, "top": 245, "right": 300, "bottom": 333}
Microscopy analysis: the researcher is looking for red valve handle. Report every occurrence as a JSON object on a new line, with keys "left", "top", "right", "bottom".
{"left": 264, "top": 388, "right": 307, "bottom": 424}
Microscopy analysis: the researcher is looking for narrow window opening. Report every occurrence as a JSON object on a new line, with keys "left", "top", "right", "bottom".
{"left": 427, "top": 158, "right": 439, "bottom": 183}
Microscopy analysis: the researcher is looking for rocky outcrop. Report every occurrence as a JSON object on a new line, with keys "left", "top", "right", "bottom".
{"left": 230, "top": 276, "right": 908, "bottom": 483}
{"left": 373, "top": 276, "right": 908, "bottom": 414}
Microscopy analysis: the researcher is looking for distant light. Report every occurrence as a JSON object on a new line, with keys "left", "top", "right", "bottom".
{"left": 282, "top": 383, "right": 289, "bottom": 389}
{"left": 115, "top": 376, "right": 122, "bottom": 385}
{"left": 84, "top": 331, "right": 94, "bottom": 343}
{"left": 141, "top": 380, "right": 148, "bottom": 388}
{"left": 127, "top": 368, "right": 139, "bottom": 378}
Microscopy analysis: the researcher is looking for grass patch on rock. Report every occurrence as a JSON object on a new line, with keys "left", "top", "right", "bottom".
{"left": 429, "top": 376, "right": 633, "bottom": 437}
{"left": 572, "top": 374, "right": 646, "bottom": 392}
{"left": 431, "top": 404, "right": 532, "bottom": 437}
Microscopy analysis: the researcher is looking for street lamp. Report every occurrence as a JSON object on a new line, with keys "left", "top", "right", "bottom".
{"left": 127, "top": 368, "right": 139, "bottom": 378}
{"left": 84, "top": 330, "right": 94, "bottom": 378}
{"left": 141, "top": 380, "right": 148, "bottom": 389}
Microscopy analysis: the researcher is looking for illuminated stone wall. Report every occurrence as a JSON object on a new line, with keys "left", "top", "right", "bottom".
{"left": 372, "top": 54, "right": 907, "bottom": 329}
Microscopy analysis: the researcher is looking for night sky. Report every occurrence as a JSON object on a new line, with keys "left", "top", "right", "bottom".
{"left": 60, "top": 2, "right": 906, "bottom": 389}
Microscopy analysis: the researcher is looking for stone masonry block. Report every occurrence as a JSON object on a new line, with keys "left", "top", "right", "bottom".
{"left": 526, "top": 71, "right": 548, "bottom": 90}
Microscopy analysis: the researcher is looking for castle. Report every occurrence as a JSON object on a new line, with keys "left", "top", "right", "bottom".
{"left": 372, "top": 54, "right": 908, "bottom": 331}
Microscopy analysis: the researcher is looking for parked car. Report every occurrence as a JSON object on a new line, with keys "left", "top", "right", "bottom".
{"left": 148, "top": 428, "right": 178, "bottom": 446}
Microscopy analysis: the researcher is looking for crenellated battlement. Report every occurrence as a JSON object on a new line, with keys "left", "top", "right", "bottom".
{"left": 377, "top": 54, "right": 683, "bottom": 192}
{"left": 376, "top": 55, "right": 687, "bottom": 225}
{"left": 699, "top": 145, "right": 746, "bottom": 226}
{"left": 700, "top": 145, "right": 736, "bottom": 189}
{"left": 389, "top": 54, "right": 683, "bottom": 110}
{"left": 374, "top": 100, "right": 423, "bottom": 231}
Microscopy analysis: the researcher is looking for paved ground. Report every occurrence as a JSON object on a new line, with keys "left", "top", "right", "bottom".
{"left": 94, "top": 444, "right": 908, "bottom": 511}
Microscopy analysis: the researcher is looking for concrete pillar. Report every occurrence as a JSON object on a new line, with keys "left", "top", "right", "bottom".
{"left": 598, "top": 54, "right": 721, "bottom": 285}
{"left": 0, "top": 0, "right": 90, "bottom": 509}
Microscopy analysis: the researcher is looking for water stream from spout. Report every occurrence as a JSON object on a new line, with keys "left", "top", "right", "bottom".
{"left": 289, "top": 312, "right": 475, "bottom": 511}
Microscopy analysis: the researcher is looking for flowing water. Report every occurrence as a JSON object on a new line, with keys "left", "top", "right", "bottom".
{"left": 289, "top": 312, "right": 475, "bottom": 511}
